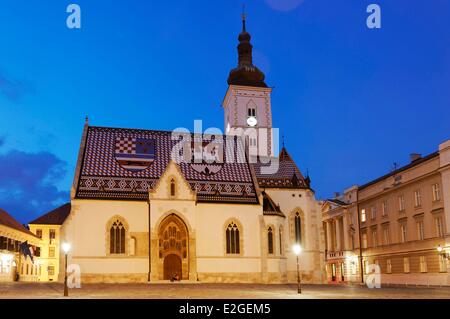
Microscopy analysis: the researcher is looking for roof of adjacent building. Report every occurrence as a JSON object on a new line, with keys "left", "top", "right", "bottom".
{"left": 251, "top": 147, "right": 311, "bottom": 190}
{"left": 262, "top": 191, "right": 285, "bottom": 217}
{"left": 0, "top": 208, "right": 36, "bottom": 237}
{"left": 74, "top": 126, "right": 259, "bottom": 204}
{"left": 358, "top": 151, "right": 439, "bottom": 190}
{"left": 29, "top": 203, "right": 71, "bottom": 225}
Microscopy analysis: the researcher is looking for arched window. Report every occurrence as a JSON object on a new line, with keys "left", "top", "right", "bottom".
{"left": 295, "top": 213, "right": 302, "bottom": 245}
{"left": 170, "top": 179, "right": 176, "bottom": 197}
{"left": 226, "top": 222, "right": 240, "bottom": 254}
{"left": 110, "top": 219, "right": 126, "bottom": 254}
{"left": 267, "top": 227, "right": 274, "bottom": 255}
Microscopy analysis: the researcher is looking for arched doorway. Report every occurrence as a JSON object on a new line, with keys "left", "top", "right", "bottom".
{"left": 164, "top": 254, "right": 182, "bottom": 280}
{"left": 158, "top": 213, "right": 189, "bottom": 280}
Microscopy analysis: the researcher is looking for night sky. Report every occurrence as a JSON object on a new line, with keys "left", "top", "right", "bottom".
{"left": 1, "top": 0, "right": 449, "bottom": 223}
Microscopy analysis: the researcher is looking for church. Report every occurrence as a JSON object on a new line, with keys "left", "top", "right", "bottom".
{"left": 30, "top": 16, "right": 326, "bottom": 284}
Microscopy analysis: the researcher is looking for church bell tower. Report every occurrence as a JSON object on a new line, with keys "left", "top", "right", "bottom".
{"left": 222, "top": 13, "right": 274, "bottom": 157}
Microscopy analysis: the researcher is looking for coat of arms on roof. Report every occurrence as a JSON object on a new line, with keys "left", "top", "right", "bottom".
{"left": 114, "top": 137, "right": 156, "bottom": 172}
{"left": 189, "top": 135, "right": 224, "bottom": 176}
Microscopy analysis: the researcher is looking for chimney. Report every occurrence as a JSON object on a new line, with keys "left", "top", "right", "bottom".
{"left": 409, "top": 153, "right": 422, "bottom": 162}
{"left": 334, "top": 192, "right": 340, "bottom": 198}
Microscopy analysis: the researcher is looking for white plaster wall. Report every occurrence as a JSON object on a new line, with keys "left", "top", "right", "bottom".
{"left": 64, "top": 199, "right": 149, "bottom": 274}
{"left": 195, "top": 203, "right": 263, "bottom": 273}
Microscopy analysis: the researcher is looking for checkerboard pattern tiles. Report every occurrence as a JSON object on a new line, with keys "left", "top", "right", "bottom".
{"left": 76, "top": 126, "right": 258, "bottom": 203}
{"left": 115, "top": 137, "right": 136, "bottom": 154}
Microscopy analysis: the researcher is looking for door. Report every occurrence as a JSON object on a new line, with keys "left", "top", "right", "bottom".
{"left": 340, "top": 263, "right": 345, "bottom": 282}
{"left": 164, "top": 254, "right": 182, "bottom": 280}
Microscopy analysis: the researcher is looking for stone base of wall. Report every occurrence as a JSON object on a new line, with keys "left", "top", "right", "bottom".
{"left": 81, "top": 273, "right": 149, "bottom": 283}
{"left": 286, "top": 270, "right": 323, "bottom": 284}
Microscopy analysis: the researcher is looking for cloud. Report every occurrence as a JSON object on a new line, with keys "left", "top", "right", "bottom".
{"left": 0, "top": 71, "right": 33, "bottom": 102}
{"left": 265, "top": 0, "right": 305, "bottom": 12}
{"left": 0, "top": 147, "right": 70, "bottom": 223}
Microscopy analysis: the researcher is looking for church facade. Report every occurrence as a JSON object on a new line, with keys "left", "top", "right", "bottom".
{"left": 32, "top": 18, "right": 326, "bottom": 284}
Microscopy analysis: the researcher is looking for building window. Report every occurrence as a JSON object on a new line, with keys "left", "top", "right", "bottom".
{"left": 294, "top": 213, "right": 302, "bottom": 244}
{"left": 364, "top": 260, "right": 370, "bottom": 274}
{"left": 416, "top": 220, "right": 425, "bottom": 241}
{"left": 267, "top": 227, "right": 274, "bottom": 255}
{"left": 110, "top": 220, "right": 126, "bottom": 254}
{"left": 49, "top": 229, "right": 56, "bottom": 243}
{"left": 386, "top": 259, "right": 392, "bottom": 274}
{"left": 439, "top": 255, "right": 448, "bottom": 272}
{"left": 48, "top": 265, "right": 54, "bottom": 276}
{"left": 419, "top": 256, "right": 427, "bottom": 273}
{"left": 382, "top": 201, "right": 388, "bottom": 217}
{"left": 36, "top": 229, "right": 42, "bottom": 239}
{"left": 370, "top": 207, "right": 377, "bottom": 220}
{"left": 170, "top": 178, "right": 176, "bottom": 197}
{"left": 362, "top": 232, "right": 368, "bottom": 249}
{"left": 247, "top": 107, "right": 256, "bottom": 117}
{"left": 383, "top": 226, "right": 390, "bottom": 245}
{"left": 48, "top": 247, "right": 55, "bottom": 258}
{"left": 361, "top": 209, "right": 367, "bottom": 223}
{"left": 403, "top": 257, "right": 410, "bottom": 273}
{"left": 226, "top": 222, "right": 240, "bottom": 254}
{"left": 371, "top": 229, "right": 378, "bottom": 247}
{"left": 435, "top": 217, "right": 444, "bottom": 237}
{"left": 398, "top": 195, "right": 405, "bottom": 212}
{"left": 432, "top": 184, "right": 441, "bottom": 202}
{"left": 400, "top": 223, "right": 407, "bottom": 243}
{"left": 414, "top": 190, "right": 422, "bottom": 207}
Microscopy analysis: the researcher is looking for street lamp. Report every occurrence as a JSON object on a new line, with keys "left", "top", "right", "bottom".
{"left": 62, "top": 242, "right": 71, "bottom": 297}
{"left": 437, "top": 245, "right": 450, "bottom": 260}
{"left": 293, "top": 244, "right": 302, "bottom": 294}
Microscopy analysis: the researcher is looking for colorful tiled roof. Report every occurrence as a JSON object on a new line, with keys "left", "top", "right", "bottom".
{"left": 0, "top": 208, "right": 36, "bottom": 237}
{"left": 75, "top": 126, "right": 259, "bottom": 204}
{"left": 29, "top": 203, "right": 71, "bottom": 225}
{"left": 252, "top": 147, "right": 311, "bottom": 189}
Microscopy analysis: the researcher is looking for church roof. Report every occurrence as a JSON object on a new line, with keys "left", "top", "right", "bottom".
{"left": 0, "top": 208, "right": 36, "bottom": 237}
{"left": 251, "top": 147, "right": 311, "bottom": 190}
{"left": 74, "top": 126, "right": 259, "bottom": 204}
{"left": 29, "top": 203, "right": 71, "bottom": 225}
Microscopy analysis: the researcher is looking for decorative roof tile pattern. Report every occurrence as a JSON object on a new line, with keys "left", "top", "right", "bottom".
{"left": 76, "top": 126, "right": 258, "bottom": 204}
{"left": 251, "top": 147, "right": 310, "bottom": 189}
{"left": 29, "top": 203, "right": 71, "bottom": 225}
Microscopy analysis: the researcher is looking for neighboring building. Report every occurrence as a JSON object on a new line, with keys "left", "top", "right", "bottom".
{"left": 322, "top": 186, "right": 361, "bottom": 284}
{"left": 29, "top": 203, "right": 71, "bottom": 282}
{"left": 322, "top": 140, "right": 450, "bottom": 286}
{"left": 0, "top": 208, "right": 40, "bottom": 282}
{"left": 28, "top": 16, "right": 325, "bottom": 284}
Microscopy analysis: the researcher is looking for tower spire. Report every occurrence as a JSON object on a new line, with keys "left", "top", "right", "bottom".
{"left": 227, "top": 9, "right": 267, "bottom": 88}
{"left": 242, "top": 4, "right": 247, "bottom": 32}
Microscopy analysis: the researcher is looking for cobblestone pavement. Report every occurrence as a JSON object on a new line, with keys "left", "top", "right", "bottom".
{"left": 0, "top": 282, "right": 449, "bottom": 299}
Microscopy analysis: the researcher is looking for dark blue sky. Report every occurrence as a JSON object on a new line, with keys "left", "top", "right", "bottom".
{"left": 1, "top": 0, "right": 449, "bottom": 223}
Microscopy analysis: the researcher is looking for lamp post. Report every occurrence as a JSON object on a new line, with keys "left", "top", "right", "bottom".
{"left": 62, "top": 242, "right": 71, "bottom": 297}
{"left": 293, "top": 244, "right": 302, "bottom": 294}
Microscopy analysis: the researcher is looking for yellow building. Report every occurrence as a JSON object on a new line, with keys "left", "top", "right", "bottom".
{"left": 28, "top": 203, "right": 71, "bottom": 282}
{"left": 323, "top": 140, "right": 450, "bottom": 286}
{"left": 0, "top": 208, "right": 40, "bottom": 282}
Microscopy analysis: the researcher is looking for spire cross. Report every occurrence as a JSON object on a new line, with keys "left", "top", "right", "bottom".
{"left": 242, "top": 4, "right": 247, "bottom": 31}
